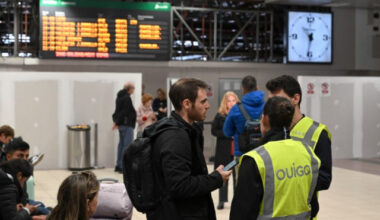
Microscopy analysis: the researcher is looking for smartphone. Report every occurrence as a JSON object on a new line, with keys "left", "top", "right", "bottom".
{"left": 222, "top": 159, "right": 239, "bottom": 171}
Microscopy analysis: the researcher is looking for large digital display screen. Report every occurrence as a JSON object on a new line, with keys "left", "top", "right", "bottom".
{"left": 287, "top": 11, "right": 332, "bottom": 63}
{"left": 39, "top": 0, "right": 171, "bottom": 60}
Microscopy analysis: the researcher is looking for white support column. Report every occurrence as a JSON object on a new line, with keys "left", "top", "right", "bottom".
{"left": 353, "top": 80, "right": 363, "bottom": 158}
{"left": 0, "top": 80, "right": 16, "bottom": 127}
{"left": 57, "top": 80, "right": 74, "bottom": 168}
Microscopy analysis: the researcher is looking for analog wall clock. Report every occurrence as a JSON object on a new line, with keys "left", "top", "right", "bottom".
{"left": 287, "top": 11, "right": 332, "bottom": 63}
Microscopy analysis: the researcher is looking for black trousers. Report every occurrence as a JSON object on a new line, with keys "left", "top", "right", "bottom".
{"left": 219, "top": 180, "right": 228, "bottom": 203}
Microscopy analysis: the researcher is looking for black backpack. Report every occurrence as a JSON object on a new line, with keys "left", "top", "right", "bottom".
{"left": 122, "top": 127, "right": 172, "bottom": 213}
{"left": 237, "top": 103, "right": 262, "bottom": 153}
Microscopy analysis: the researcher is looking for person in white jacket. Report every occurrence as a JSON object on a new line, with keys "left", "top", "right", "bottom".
{"left": 137, "top": 93, "right": 156, "bottom": 136}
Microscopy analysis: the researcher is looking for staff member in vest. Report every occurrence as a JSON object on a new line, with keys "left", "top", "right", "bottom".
{"left": 266, "top": 75, "right": 331, "bottom": 218}
{"left": 230, "top": 96, "right": 320, "bottom": 220}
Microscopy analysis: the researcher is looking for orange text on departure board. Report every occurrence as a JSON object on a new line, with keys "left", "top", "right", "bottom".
{"left": 42, "top": 16, "right": 116, "bottom": 58}
{"left": 115, "top": 18, "right": 128, "bottom": 53}
{"left": 139, "top": 24, "right": 162, "bottom": 40}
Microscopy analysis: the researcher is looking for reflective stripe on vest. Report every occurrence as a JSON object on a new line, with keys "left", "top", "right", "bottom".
{"left": 290, "top": 116, "right": 331, "bottom": 151}
{"left": 291, "top": 121, "right": 319, "bottom": 150}
{"left": 257, "top": 210, "right": 311, "bottom": 220}
{"left": 290, "top": 121, "right": 320, "bottom": 203}
{"left": 244, "top": 140, "right": 320, "bottom": 220}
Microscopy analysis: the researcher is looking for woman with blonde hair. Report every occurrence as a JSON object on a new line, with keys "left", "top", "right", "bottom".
{"left": 137, "top": 93, "right": 156, "bottom": 136}
{"left": 48, "top": 171, "right": 99, "bottom": 220}
{"left": 211, "top": 91, "right": 239, "bottom": 210}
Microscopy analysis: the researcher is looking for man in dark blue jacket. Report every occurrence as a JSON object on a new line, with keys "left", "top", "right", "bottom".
{"left": 223, "top": 76, "right": 265, "bottom": 187}
{"left": 223, "top": 76, "right": 265, "bottom": 156}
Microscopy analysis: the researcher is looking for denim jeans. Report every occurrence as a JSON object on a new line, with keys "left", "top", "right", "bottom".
{"left": 117, "top": 125, "right": 134, "bottom": 170}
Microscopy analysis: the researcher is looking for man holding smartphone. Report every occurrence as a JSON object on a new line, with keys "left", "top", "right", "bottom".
{"left": 146, "top": 78, "right": 232, "bottom": 220}
{"left": 230, "top": 97, "right": 320, "bottom": 220}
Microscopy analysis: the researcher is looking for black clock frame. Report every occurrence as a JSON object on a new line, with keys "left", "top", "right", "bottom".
{"left": 286, "top": 10, "right": 334, "bottom": 64}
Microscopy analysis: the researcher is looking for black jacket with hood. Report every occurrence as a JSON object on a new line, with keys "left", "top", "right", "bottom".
{"left": 0, "top": 169, "right": 30, "bottom": 220}
{"left": 112, "top": 89, "right": 136, "bottom": 128}
{"left": 145, "top": 112, "right": 223, "bottom": 220}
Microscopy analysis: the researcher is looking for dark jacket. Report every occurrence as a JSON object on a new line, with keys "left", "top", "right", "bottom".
{"left": 223, "top": 91, "right": 265, "bottom": 156}
{"left": 0, "top": 169, "right": 30, "bottom": 220}
{"left": 152, "top": 98, "right": 167, "bottom": 121}
{"left": 0, "top": 142, "right": 6, "bottom": 164}
{"left": 112, "top": 89, "right": 136, "bottom": 128}
{"left": 146, "top": 112, "right": 223, "bottom": 220}
{"left": 211, "top": 113, "right": 233, "bottom": 169}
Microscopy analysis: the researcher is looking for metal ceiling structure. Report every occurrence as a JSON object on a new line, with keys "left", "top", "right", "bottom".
{"left": 265, "top": 0, "right": 380, "bottom": 8}
{"left": 171, "top": 6, "right": 278, "bottom": 61}
{"left": 0, "top": 0, "right": 38, "bottom": 57}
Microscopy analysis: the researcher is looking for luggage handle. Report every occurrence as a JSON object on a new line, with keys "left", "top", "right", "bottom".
{"left": 98, "top": 178, "right": 119, "bottom": 183}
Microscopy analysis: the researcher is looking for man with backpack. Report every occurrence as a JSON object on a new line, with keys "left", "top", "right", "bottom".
{"left": 223, "top": 76, "right": 265, "bottom": 187}
{"left": 124, "top": 78, "right": 232, "bottom": 220}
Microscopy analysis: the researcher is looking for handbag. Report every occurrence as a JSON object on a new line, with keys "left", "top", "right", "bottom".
{"left": 92, "top": 178, "right": 133, "bottom": 220}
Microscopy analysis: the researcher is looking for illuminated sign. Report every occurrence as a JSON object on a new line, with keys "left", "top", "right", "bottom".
{"left": 39, "top": 0, "right": 171, "bottom": 60}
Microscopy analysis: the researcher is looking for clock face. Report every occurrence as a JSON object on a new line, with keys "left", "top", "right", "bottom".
{"left": 288, "top": 11, "right": 332, "bottom": 63}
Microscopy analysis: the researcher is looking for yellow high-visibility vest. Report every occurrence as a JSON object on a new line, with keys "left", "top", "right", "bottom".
{"left": 290, "top": 116, "right": 331, "bottom": 150}
{"left": 241, "top": 139, "right": 320, "bottom": 219}
{"left": 290, "top": 116, "right": 331, "bottom": 220}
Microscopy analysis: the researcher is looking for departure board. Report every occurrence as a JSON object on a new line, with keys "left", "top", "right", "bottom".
{"left": 39, "top": 0, "right": 171, "bottom": 60}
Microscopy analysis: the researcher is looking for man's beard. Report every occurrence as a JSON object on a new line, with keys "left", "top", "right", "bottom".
{"left": 188, "top": 106, "right": 205, "bottom": 122}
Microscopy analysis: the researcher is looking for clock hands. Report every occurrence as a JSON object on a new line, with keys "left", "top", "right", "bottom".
{"left": 303, "top": 27, "right": 314, "bottom": 58}
{"left": 308, "top": 32, "right": 313, "bottom": 42}
{"left": 307, "top": 35, "right": 312, "bottom": 58}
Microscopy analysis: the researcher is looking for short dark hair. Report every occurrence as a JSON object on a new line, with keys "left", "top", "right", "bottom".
{"left": 263, "top": 96, "right": 294, "bottom": 129}
{"left": 266, "top": 75, "right": 302, "bottom": 106}
{"left": 0, "top": 158, "right": 33, "bottom": 179}
{"left": 241, "top": 76, "right": 257, "bottom": 92}
{"left": 169, "top": 78, "right": 207, "bottom": 111}
{"left": 0, "top": 125, "right": 14, "bottom": 137}
{"left": 5, "top": 137, "right": 30, "bottom": 155}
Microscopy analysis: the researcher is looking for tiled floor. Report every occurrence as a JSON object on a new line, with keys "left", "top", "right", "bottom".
{"left": 34, "top": 160, "right": 380, "bottom": 220}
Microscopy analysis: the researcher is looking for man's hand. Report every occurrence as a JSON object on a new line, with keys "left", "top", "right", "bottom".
{"left": 32, "top": 215, "right": 47, "bottom": 220}
{"left": 216, "top": 165, "right": 232, "bottom": 183}
{"left": 25, "top": 203, "right": 40, "bottom": 214}
{"left": 159, "top": 107, "right": 168, "bottom": 113}
{"left": 112, "top": 123, "right": 118, "bottom": 130}
{"left": 16, "top": 203, "right": 24, "bottom": 211}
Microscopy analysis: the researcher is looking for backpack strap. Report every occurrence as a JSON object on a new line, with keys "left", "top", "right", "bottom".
{"left": 237, "top": 102, "right": 252, "bottom": 121}
{"left": 146, "top": 126, "right": 177, "bottom": 139}
{"left": 148, "top": 126, "right": 178, "bottom": 195}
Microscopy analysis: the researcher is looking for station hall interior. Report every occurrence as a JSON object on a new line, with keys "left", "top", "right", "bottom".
{"left": 1, "top": 0, "right": 380, "bottom": 219}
